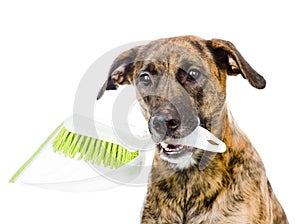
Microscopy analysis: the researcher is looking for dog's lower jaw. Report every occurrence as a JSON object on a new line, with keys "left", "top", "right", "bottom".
{"left": 158, "top": 145, "right": 197, "bottom": 170}
{"left": 158, "top": 143, "right": 216, "bottom": 171}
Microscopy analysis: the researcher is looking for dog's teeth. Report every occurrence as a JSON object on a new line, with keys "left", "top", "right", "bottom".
{"left": 160, "top": 142, "right": 188, "bottom": 153}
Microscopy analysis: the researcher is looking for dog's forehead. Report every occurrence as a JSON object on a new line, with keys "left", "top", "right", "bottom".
{"left": 136, "top": 37, "right": 210, "bottom": 71}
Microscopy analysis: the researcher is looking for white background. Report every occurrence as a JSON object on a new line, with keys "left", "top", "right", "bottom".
{"left": 1, "top": 0, "right": 299, "bottom": 223}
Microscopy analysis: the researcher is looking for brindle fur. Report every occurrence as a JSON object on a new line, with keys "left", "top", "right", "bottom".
{"left": 101, "top": 36, "right": 288, "bottom": 223}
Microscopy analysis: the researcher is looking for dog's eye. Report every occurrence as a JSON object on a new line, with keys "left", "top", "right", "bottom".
{"left": 139, "top": 72, "right": 152, "bottom": 86}
{"left": 187, "top": 69, "right": 201, "bottom": 81}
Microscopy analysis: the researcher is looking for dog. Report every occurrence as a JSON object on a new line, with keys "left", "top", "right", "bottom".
{"left": 99, "top": 36, "right": 288, "bottom": 223}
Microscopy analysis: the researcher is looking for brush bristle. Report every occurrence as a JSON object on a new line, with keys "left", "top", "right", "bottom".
{"left": 52, "top": 128, "right": 139, "bottom": 168}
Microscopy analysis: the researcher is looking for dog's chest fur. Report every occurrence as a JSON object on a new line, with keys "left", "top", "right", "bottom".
{"left": 144, "top": 165, "right": 266, "bottom": 223}
{"left": 147, "top": 163, "right": 231, "bottom": 223}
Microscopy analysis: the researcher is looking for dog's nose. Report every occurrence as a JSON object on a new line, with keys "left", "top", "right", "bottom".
{"left": 149, "top": 109, "right": 181, "bottom": 142}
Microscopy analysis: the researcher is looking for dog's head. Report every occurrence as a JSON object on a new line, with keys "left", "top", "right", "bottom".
{"left": 98, "top": 36, "right": 265, "bottom": 168}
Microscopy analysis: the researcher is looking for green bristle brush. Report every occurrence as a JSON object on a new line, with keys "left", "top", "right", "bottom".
{"left": 52, "top": 115, "right": 140, "bottom": 168}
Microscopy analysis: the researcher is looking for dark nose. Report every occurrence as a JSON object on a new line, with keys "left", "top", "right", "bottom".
{"left": 149, "top": 109, "right": 181, "bottom": 142}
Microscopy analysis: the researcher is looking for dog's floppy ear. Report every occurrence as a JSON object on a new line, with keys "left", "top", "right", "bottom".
{"left": 97, "top": 46, "right": 141, "bottom": 100}
{"left": 207, "top": 39, "right": 266, "bottom": 89}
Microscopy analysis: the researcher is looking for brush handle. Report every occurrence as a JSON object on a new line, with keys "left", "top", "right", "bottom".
{"left": 9, "top": 122, "right": 64, "bottom": 183}
{"left": 165, "top": 126, "right": 226, "bottom": 153}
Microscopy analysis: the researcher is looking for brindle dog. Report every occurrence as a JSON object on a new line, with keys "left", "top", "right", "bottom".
{"left": 99, "top": 36, "right": 288, "bottom": 223}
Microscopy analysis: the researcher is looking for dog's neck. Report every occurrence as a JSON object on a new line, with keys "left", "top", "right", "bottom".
{"left": 204, "top": 104, "right": 251, "bottom": 150}
{"left": 223, "top": 108, "right": 252, "bottom": 151}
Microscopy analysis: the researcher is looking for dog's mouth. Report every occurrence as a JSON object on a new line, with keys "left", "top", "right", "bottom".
{"left": 159, "top": 142, "right": 194, "bottom": 156}
{"left": 158, "top": 142, "right": 196, "bottom": 169}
